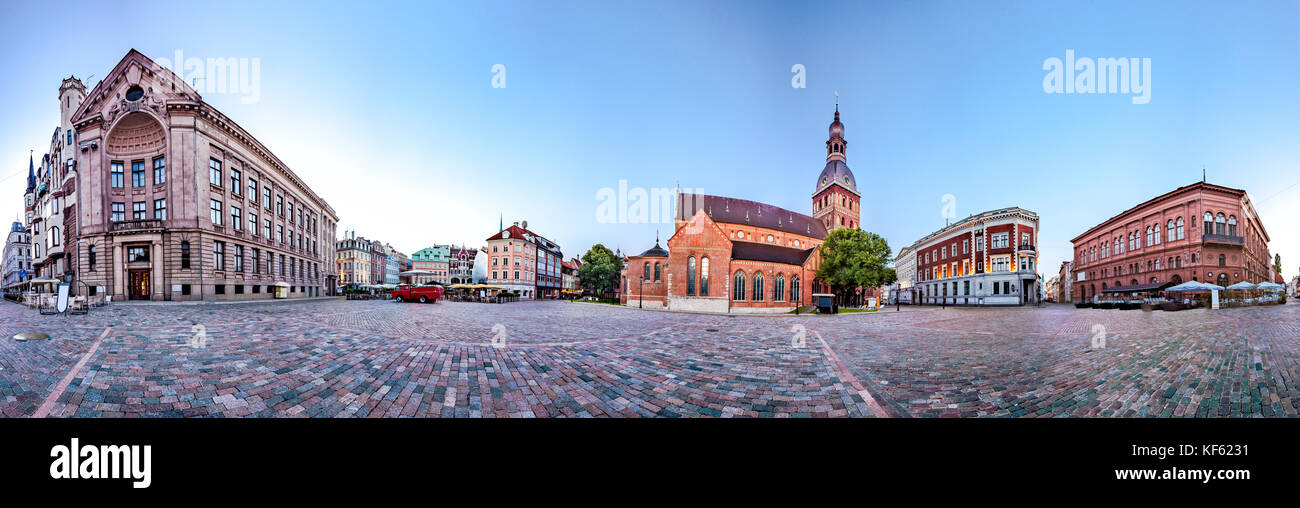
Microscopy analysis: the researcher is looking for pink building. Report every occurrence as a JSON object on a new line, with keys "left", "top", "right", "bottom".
{"left": 71, "top": 50, "right": 339, "bottom": 300}
{"left": 1069, "top": 182, "right": 1272, "bottom": 302}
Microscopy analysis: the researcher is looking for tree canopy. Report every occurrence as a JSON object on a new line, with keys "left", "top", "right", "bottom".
{"left": 577, "top": 244, "right": 624, "bottom": 296}
{"left": 815, "top": 228, "right": 897, "bottom": 291}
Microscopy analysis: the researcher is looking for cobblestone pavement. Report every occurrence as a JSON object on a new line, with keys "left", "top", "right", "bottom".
{"left": 1, "top": 298, "right": 1297, "bottom": 417}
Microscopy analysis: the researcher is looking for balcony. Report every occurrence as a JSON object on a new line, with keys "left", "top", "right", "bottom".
{"left": 1017, "top": 243, "right": 1036, "bottom": 252}
{"left": 1202, "top": 233, "right": 1244, "bottom": 246}
{"left": 110, "top": 219, "right": 165, "bottom": 234}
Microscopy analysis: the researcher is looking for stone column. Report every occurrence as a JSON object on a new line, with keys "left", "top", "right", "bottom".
{"left": 112, "top": 242, "right": 123, "bottom": 299}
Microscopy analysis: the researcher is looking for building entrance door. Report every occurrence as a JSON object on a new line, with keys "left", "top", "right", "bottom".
{"left": 128, "top": 269, "right": 151, "bottom": 300}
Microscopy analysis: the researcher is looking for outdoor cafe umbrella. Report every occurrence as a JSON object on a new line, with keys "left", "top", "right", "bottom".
{"left": 1256, "top": 282, "right": 1285, "bottom": 291}
{"left": 1226, "top": 281, "right": 1257, "bottom": 290}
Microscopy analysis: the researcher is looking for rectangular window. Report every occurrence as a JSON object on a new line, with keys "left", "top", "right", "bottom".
{"left": 276, "top": 195, "right": 283, "bottom": 216}
{"left": 127, "top": 245, "right": 149, "bottom": 263}
{"left": 234, "top": 245, "right": 244, "bottom": 272}
{"left": 132, "top": 161, "right": 146, "bottom": 187}
{"left": 263, "top": 187, "right": 271, "bottom": 208}
{"left": 214, "top": 241, "right": 226, "bottom": 270}
{"left": 153, "top": 157, "right": 166, "bottom": 184}
{"left": 248, "top": 178, "right": 258, "bottom": 201}
{"left": 232, "top": 206, "right": 242, "bottom": 231}
{"left": 252, "top": 249, "right": 260, "bottom": 274}
{"left": 264, "top": 219, "right": 271, "bottom": 239}
{"left": 277, "top": 225, "right": 284, "bottom": 243}
{"left": 111, "top": 202, "right": 125, "bottom": 222}
{"left": 132, "top": 201, "right": 146, "bottom": 220}
{"left": 231, "top": 169, "right": 242, "bottom": 195}
{"left": 111, "top": 162, "right": 124, "bottom": 188}
{"left": 210, "top": 199, "right": 223, "bottom": 226}
{"left": 182, "top": 284, "right": 192, "bottom": 295}
{"left": 209, "top": 158, "right": 222, "bottom": 186}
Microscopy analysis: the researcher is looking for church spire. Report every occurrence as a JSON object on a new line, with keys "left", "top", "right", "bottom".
{"left": 25, "top": 151, "right": 35, "bottom": 193}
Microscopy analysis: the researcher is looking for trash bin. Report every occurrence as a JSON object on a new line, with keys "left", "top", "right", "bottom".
{"left": 813, "top": 293, "right": 835, "bottom": 314}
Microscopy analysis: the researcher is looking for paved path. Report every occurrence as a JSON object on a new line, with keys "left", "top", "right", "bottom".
{"left": 1, "top": 298, "right": 1296, "bottom": 417}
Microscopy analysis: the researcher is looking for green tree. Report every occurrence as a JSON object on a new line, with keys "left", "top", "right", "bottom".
{"left": 815, "top": 228, "right": 897, "bottom": 306}
{"left": 1275, "top": 254, "right": 1283, "bottom": 276}
{"left": 577, "top": 244, "right": 624, "bottom": 298}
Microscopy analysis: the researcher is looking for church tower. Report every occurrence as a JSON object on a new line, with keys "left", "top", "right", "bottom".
{"left": 811, "top": 100, "right": 861, "bottom": 232}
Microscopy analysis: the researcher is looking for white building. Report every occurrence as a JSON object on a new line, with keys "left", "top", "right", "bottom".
{"left": 3, "top": 222, "right": 33, "bottom": 291}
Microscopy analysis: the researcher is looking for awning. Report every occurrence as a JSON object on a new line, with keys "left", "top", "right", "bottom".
{"left": 1101, "top": 281, "right": 1174, "bottom": 294}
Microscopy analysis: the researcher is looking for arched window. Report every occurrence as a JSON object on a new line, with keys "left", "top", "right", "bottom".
{"left": 181, "top": 241, "right": 191, "bottom": 269}
{"left": 774, "top": 274, "right": 785, "bottom": 301}
{"left": 1152, "top": 225, "right": 1160, "bottom": 245}
{"left": 1203, "top": 212, "right": 1213, "bottom": 236}
{"left": 752, "top": 272, "right": 764, "bottom": 301}
{"left": 733, "top": 272, "right": 746, "bottom": 301}
{"left": 700, "top": 257, "right": 709, "bottom": 296}
{"left": 1167, "top": 220, "right": 1175, "bottom": 243}
{"left": 88, "top": 245, "right": 96, "bottom": 271}
{"left": 686, "top": 256, "right": 696, "bottom": 295}
{"left": 643, "top": 262, "right": 650, "bottom": 281}
{"left": 790, "top": 275, "right": 800, "bottom": 303}
{"left": 654, "top": 262, "right": 660, "bottom": 281}
{"left": 1215, "top": 213, "right": 1226, "bottom": 235}
{"left": 1227, "top": 215, "right": 1237, "bottom": 236}
{"left": 1176, "top": 217, "right": 1184, "bottom": 240}
{"left": 50, "top": 226, "right": 60, "bottom": 246}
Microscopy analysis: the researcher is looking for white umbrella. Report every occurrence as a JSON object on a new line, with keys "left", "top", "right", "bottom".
{"left": 1226, "top": 281, "right": 1257, "bottom": 290}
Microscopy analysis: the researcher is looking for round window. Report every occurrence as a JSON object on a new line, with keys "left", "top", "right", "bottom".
{"left": 125, "top": 86, "right": 144, "bottom": 102}
{"left": 737, "top": 231, "right": 745, "bottom": 239}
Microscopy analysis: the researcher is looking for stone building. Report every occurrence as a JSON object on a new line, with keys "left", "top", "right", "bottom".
{"left": 410, "top": 245, "right": 449, "bottom": 285}
{"left": 448, "top": 244, "right": 475, "bottom": 284}
{"left": 1069, "top": 181, "right": 1272, "bottom": 302}
{"left": 25, "top": 77, "right": 87, "bottom": 285}
{"left": 2, "top": 222, "right": 33, "bottom": 291}
{"left": 70, "top": 50, "right": 339, "bottom": 300}
{"left": 336, "top": 231, "right": 374, "bottom": 287}
{"left": 907, "top": 207, "right": 1041, "bottom": 306}
{"left": 485, "top": 221, "right": 560, "bottom": 299}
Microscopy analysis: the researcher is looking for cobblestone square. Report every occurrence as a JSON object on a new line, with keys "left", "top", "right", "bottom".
{"left": 1, "top": 299, "right": 1297, "bottom": 418}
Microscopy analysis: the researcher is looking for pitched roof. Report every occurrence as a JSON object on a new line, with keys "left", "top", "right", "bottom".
{"left": 677, "top": 192, "right": 827, "bottom": 240}
{"left": 731, "top": 241, "right": 816, "bottom": 266}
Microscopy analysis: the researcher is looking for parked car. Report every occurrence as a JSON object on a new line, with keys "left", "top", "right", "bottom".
{"left": 392, "top": 284, "right": 443, "bottom": 303}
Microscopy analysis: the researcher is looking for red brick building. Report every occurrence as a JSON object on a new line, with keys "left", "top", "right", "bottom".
{"left": 908, "top": 207, "right": 1041, "bottom": 306}
{"left": 622, "top": 105, "right": 861, "bottom": 313}
{"left": 1069, "top": 182, "right": 1272, "bottom": 302}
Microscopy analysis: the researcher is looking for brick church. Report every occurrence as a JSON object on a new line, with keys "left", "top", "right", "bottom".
{"left": 622, "top": 104, "right": 866, "bottom": 313}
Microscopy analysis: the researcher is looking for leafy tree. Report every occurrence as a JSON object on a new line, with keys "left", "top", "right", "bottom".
{"left": 815, "top": 228, "right": 897, "bottom": 305}
{"left": 1275, "top": 254, "right": 1283, "bottom": 276}
{"left": 578, "top": 244, "right": 624, "bottom": 297}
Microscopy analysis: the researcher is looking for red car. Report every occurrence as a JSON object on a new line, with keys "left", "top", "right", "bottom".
{"left": 392, "top": 284, "right": 443, "bottom": 303}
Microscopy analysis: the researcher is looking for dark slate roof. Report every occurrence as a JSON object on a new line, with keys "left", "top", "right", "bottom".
{"left": 677, "top": 192, "right": 828, "bottom": 240}
{"left": 730, "top": 241, "right": 816, "bottom": 266}
{"left": 636, "top": 242, "right": 669, "bottom": 258}
{"left": 813, "top": 159, "right": 859, "bottom": 196}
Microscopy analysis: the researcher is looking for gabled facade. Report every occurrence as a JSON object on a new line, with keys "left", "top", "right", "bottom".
{"left": 71, "top": 50, "right": 338, "bottom": 300}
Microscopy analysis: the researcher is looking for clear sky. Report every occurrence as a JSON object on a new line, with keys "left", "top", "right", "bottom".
{"left": 2, "top": 1, "right": 1298, "bottom": 279}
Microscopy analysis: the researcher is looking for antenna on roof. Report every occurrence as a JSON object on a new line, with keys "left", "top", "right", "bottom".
{"left": 1202, "top": 165, "right": 1206, "bottom": 183}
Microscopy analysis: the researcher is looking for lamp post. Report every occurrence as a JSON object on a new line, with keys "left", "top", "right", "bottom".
{"left": 638, "top": 275, "right": 644, "bottom": 309}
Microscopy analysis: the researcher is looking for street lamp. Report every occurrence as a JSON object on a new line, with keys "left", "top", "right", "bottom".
{"left": 638, "top": 275, "right": 644, "bottom": 309}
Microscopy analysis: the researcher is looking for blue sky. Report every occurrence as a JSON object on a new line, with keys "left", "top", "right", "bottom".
{"left": 2, "top": 0, "right": 1298, "bottom": 278}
